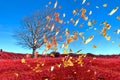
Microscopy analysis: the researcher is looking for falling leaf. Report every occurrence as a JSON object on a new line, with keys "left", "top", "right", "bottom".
{"left": 65, "top": 28, "right": 69, "bottom": 36}
{"left": 114, "top": 28, "right": 120, "bottom": 34}
{"left": 41, "top": 63, "right": 44, "bottom": 66}
{"left": 96, "top": 6, "right": 99, "bottom": 9}
{"left": 105, "top": 36, "right": 111, "bottom": 40}
{"left": 87, "top": 20, "right": 92, "bottom": 26}
{"left": 54, "top": 1, "right": 58, "bottom": 8}
{"left": 79, "top": 32, "right": 84, "bottom": 40}
{"left": 54, "top": 12, "right": 63, "bottom": 23}
{"left": 46, "top": 15, "right": 51, "bottom": 20}
{"left": 46, "top": 42, "right": 52, "bottom": 50}
{"left": 63, "top": 13, "right": 66, "bottom": 18}
{"left": 55, "top": 28, "right": 59, "bottom": 35}
{"left": 21, "top": 58, "right": 26, "bottom": 63}
{"left": 116, "top": 16, "right": 120, "bottom": 20}
{"left": 34, "top": 39, "right": 37, "bottom": 45}
{"left": 70, "top": 18, "right": 75, "bottom": 23}
{"left": 100, "top": 22, "right": 111, "bottom": 37}
{"left": 106, "top": 24, "right": 111, "bottom": 29}
{"left": 61, "top": 42, "right": 65, "bottom": 48}
{"left": 87, "top": 70, "right": 90, "bottom": 72}
{"left": 52, "top": 36, "right": 57, "bottom": 48}
{"left": 50, "top": 66, "right": 54, "bottom": 71}
{"left": 56, "top": 64, "right": 61, "bottom": 68}
{"left": 79, "top": 23, "right": 83, "bottom": 28}
{"left": 82, "top": 0, "right": 86, "bottom": 4}
{"left": 14, "top": 73, "right": 19, "bottom": 77}
{"left": 102, "top": 27, "right": 107, "bottom": 36}
{"left": 61, "top": 42, "right": 68, "bottom": 49}
{"left": 89, "top": 10, "right": 92, "bottom": 15}
{"left": 80, "top": 8, "right": 88, "bottom": 20}
{"left": 63, "top": 58, "right": 74, "bottom": 67}
{"left": 103, "top": 4, "right": 108, "bottom": 7}
{"left": 101, "top": 21, "right": 111, "bottom": 29}
{"left": 67, "top": 36, "right": 74, "bottom": 44}
{"left": 43, "top": 35, "right": 48, "bottom": 42}
{"left": 101, "top": 21, "right": 107, "bottom": 25}
{"left": 63, "top": 49, "right": 67, "bottom": 54}
{"left": 64, "top": 44, "right": 68, "bottom": 49}
{"left": 92, "top": 45, "right": 97, "bottom": 48}
{"left": 46, "top": 24, "right": 50, "bottom": 29}
{"left": 108, "top": 7, "right": 119, "bottom": 16}
{"left": 73, "top": 34, "right": 78, "bottom": 40}
{"left": 51, "top": 24, "right": 55, "bottom": 31}
{"left": 59, "top": 20, "right": 63, "bottom": 24}
{"left": 92, "top": 20, "right": 97, "bottom": 24}
{"left": 55, "top": 13, "right": 59, "bottom": 22}
{"left": 74, "top": 19, "right": 79, "bottom": 26}
{"left": 72, "top": 9, "right": 78, "bottom": 15}
{"left": 84, "top": 35, "right": 94, "bottom": 44}
{"left": 73, "top": 32, "right": 78, "bottom": 40}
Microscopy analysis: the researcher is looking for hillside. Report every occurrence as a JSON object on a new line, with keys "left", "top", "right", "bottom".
{"left": 0, "top": 51, "right": 120, "bottom": 80}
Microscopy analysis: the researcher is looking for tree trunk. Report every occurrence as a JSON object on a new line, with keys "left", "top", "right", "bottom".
{"left": 32, "top": 48, "right": 36, "bottom": 58}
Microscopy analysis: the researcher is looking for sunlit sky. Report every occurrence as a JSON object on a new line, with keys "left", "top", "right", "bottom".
{"left": 0, "top": 0, "right": 120, "bottom": 55}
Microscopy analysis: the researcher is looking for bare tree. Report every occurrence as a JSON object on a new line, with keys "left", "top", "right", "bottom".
{"left": 14, "top": 8, "right": 64, "bottom": 58}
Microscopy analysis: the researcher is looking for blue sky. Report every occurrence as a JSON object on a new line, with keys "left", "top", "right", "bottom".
{"left": 0, "top": 0, "right": 120, "bottom": 55}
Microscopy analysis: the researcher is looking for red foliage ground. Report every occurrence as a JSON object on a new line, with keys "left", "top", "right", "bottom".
{"left": 0, "top": 51, "right": 120, "bottom": 80}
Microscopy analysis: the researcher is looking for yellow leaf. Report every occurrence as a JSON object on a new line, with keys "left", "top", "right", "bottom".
{"left": 103, "top": 4, "right": 108, "bottom": 7}
{"left": 79, "top": 32, "right": 84, "bottom": 40}
{"left": 84, "top": 35, "right": 94, "bottom": 44}
{"left": 67, "top": 37, "right": 74, "bottom": 44}
{"left": 87, "top": 20, "right": 92, "bottom": 26}
{"left": 64, "top": 44, "right": 68, "bottom": 49}
{"left": 21, "top": 58, "right": 26, "bottom": 63}
{"left": 105, "top": 36, "right": 111, "bottom": 40}
{"left": 63, "top": 49, "right": 67, "bottom": 54}
{"left": 108, "top": 7, "right": 119, "bottom": 16}
{"left": 92, "top": 45, "right": 97, "bottom": 48}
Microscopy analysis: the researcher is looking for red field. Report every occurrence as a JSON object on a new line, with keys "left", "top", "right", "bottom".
{"left": 0, "top": 51, "right": 120, "bottom": 80}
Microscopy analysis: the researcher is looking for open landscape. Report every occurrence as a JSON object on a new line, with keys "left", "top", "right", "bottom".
{"left": 0, "top": 0, "right": 120, "bottom": 80}
{"left": 0, "top": 51, "right": 120, "bottom": 80}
